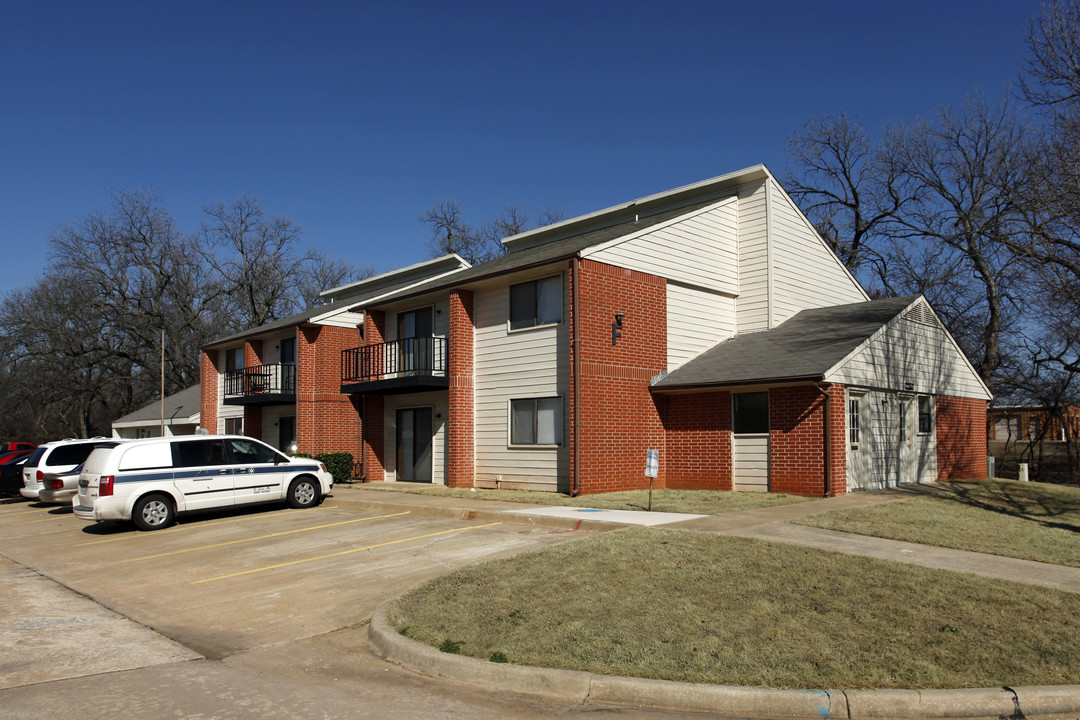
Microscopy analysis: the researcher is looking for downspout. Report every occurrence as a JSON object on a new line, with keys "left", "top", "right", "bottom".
{"left": 816, "top": 384, "right": 831, "bottom": 497}
{"left": 360, "top": 394, "right": 367, "bottom": 481}
{"left": 572, "top": 256, "right": 582, "bottom": 497}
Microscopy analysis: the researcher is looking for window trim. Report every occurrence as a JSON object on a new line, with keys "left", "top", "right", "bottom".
{"left": 507, "top": 275, "right": 563, "bottom": 333}
{"left": 507, "top": 396, "right": 563, "bottom": 448}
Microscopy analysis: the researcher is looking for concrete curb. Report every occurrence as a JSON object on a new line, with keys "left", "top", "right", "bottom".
{"left": 368, "top": 600, "right": 1080, "bottom": 719}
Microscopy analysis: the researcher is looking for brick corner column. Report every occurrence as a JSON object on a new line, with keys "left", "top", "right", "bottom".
{"left": 200, "top": 349, "right": 219, "bottom": 434}
{"left": 826, "top": 384, "right": 848, "bottom": 496}
{"left": 447, "top": 289, "right": 475, "bottom": 488}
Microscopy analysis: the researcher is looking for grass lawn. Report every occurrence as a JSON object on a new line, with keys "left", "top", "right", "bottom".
{"left": 348, "top": 483, "right": 808, "bottom": 514}
{"left": 389, "top": 527, "right": 1080, "bottom": 690}
{"left": 795, "top": 479, "right": 1080, "bottom": 567}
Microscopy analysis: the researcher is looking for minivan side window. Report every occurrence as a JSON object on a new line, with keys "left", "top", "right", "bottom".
{"left": 173, "top": 440, "right": 229, "bottom": 468}
{"left": 51, "top": 444, "right": 98, "bottom": 466}
{"left": 118, "top": 444, "right": 172, "bottom": 471}
{"left": 227, "top": 439, "right": 283, "bottom": 465}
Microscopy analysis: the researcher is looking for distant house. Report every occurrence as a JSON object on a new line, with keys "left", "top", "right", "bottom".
{"left": 111, "top": 385, "right": 201, "bottom": 439}
{"left": 989, "top": 405, "right": 1080, "bottom": 443}
{"left": 200, "top": 165, "right": 992, "bottom": 496}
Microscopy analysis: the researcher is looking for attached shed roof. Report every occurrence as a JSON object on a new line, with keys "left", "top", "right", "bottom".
{"left": 112, "top": 385, "right": 202, "bottom": 426}
{"left": 654, "top": 295, "right": 920, "bottom": 390}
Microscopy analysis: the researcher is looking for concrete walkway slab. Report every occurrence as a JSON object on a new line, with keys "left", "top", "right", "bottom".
{"left": 503, "top": 506, "right": 707, "bottom": 526}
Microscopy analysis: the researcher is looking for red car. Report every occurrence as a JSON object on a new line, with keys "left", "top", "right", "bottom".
{"left": 0, "top": 444, "right": 35, "bottom": 466}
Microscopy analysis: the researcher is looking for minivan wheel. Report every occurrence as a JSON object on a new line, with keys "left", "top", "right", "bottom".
{"left": 133, "top": 494, "right": 175, "bottom": 531}
{"left": 287, "top": 477, "right": 319, "bottom": 509}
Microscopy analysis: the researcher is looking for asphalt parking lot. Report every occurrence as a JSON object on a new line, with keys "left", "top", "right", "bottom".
{"left": 0, "top": 492, "right": 602, "bottom": 690}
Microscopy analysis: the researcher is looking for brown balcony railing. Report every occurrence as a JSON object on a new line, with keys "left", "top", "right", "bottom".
{"left": 341, "top": 337, "right": 447, "bottom": 384}
{"left": 224, "top": 363, "right": 297, "bottom": 399}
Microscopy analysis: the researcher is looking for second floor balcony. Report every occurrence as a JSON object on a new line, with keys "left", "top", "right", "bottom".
{"left": 341, "top": 337, "right": 448, "bottom": 395}
{"left": 223, "top": 363, "right": 297, "bottom": 405}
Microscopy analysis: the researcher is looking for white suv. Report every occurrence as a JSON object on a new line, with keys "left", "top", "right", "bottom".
{"left": 21, "top": 438, "right": 113, "bottom": 500}
{"left": 73, "top": 435, "right": 334, "bottom": 530}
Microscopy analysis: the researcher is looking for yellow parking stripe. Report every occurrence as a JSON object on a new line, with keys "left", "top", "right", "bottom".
{"left": 127, "top": 511, "right": 410, "bottom": 561}
{"left": 195, "top": 522, "right": 503, "bottom": 584}
{"left": 72, "top": 507, "right": 335, "bottom": 547}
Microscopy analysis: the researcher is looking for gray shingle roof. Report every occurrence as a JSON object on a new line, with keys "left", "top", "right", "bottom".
{"left": 366, "top": 198, "right": 724, "bottom": 306}
{"left": 654, "top": 295, "right": 920, "bottom": 390}
{"left": 113, "top": 385, "right": 202, "bottom": 425}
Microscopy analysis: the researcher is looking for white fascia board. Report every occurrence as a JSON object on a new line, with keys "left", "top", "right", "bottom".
{"left": 502, "top": 165, "right": 771, "bottom": 249}
{"left": 320, "top": 254, "right": 470, "bottom": 299}
{"left": 578, "top": 195, "right": 737, "bottom": 260}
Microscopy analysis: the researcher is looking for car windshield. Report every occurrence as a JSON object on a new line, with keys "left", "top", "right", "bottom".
{"left": 24, "top": 447, "right": 48, "bottom": 467}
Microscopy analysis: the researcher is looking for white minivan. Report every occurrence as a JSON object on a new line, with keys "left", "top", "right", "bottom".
{"left": 74, "top": 435, "right": 334, "bottom": 530}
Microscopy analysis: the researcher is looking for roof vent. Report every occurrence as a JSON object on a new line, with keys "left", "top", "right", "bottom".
{"left": 904, "top": 303, "right": 936, "bottom": 326}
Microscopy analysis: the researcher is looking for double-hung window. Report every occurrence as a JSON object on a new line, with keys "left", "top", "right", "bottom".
{"left": 510, "top": 397, "right": 562, "bottom": 446}
{"left": 510, "top": 276, "right": 562, "bottom": 330}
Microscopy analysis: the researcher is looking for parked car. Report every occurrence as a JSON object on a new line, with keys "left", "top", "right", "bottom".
{"left": 21, "top": 438, "right": 112, "bottom": 500}
{"left": 0, "top": 448, "right": 34, "bottom": 466}
{"left": 0, "top": 454, "right": 32, "bottom": 496}
{"left": 39, "top": 441, "right": 122, "bottom": 503}
{"left": 74, "top": 435, "right": 334, "bottom": 530}
{"left": 0, "top": 441, "right": 36, "bottom": 454}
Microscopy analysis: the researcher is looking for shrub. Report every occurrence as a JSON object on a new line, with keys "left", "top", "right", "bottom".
{"left": 315, "top": 452, "right": 354, "bottom": 483}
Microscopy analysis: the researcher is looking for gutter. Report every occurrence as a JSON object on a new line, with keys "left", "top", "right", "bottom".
{"left": 649, "top": 375, "right": 826, "bottom": 394}
{"left": 571, "top": 256, "right": 582, "bottom": 497}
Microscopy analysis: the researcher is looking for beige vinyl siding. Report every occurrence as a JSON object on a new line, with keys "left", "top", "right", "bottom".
{"left": 667, "top": 283, "right": 736, "bottom": 371}
{"left": 829, "top": 312, "right": 991, "bottom": 400}
{"left": 732, "top": 435, "right": 769, "bottom": 491}
{"left": 473, "top": 279, "right": 569, "bottom": 490}
{"left": 584, "top": 197, "right": 739, "bottom": 295}
{"left": 736, "top": 180, "right": 770, "bottom": 333}
{"left": 768, "top": 180, "right": 867, "bottom": 325}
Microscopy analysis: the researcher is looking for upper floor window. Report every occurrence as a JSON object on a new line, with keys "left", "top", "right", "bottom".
{"left": 510, "top": 276, "right": 562, "bottom": 330}
{"left": 733, "top": 392, "right": 769, "bottom": 434}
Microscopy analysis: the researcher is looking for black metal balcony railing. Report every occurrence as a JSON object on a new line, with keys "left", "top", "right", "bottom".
{"left": 342, "top": 337, "right": 447, "bottom": 384}
{"left": 224, "top": 363, "right": 297, "bottom": 399}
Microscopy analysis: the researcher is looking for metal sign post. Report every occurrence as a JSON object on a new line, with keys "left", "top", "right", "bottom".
{"left": 645, "top": 449, "right": 659, "bottom": 511}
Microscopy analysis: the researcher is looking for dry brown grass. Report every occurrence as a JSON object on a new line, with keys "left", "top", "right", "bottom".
{"left": 797, "top": 480, "right": 1080, "bottom": 567}
{"left": 350, "top": 483, "right": 807, "bottom": 514}
{"left": 389, "top": 527, "right": 1080, "bottom": 689}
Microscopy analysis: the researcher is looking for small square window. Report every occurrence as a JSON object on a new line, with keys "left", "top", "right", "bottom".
{"left": 733, "top": 392, "right": 769, "bottom": 434}
{"left": 509, "top": 276, "right": 562, "bottom": 330}
{"left": 510, "top": 397, "right": 562, "bottom": 446}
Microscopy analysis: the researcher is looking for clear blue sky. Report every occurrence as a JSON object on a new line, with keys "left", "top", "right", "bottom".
{"left": 1, "top": 0, "right": 1040, "bottom": 296}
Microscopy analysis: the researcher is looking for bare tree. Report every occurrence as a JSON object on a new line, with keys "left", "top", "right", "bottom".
{"left": 785, "top": 113, "right": 911, "bottom": 272}
{"left": 421, "top": 201, "right": 564, "bottom": 265}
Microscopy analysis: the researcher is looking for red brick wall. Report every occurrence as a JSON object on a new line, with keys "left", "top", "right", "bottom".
{"left": 200, "top": 349, "right": 219, "bottom": 433}
{"left": 447, "top": 289, "right": 475, "bottom": 488}
{"left": 937, "top": 395, "right": 989, "bottom": 480}
{"left": 572, "top": 259, "right": 667, "bottom": 494}
{"left": 297, "top": 325, "right": 363, "bottom": 466}
{"left": 244, "top": 339, "right": 263, "bottom": 367}
{"left": 768, "top": 385, "right": 846, "bottom": 497}
{"left": 363, "top": 394, "right": 385, "bottom": 482}
{"left": 662, "top": 392, "right": 733, "bottom": 490}
{"left": 244, "top": 405, "right": 262, "bottom": 440}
